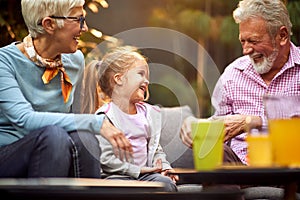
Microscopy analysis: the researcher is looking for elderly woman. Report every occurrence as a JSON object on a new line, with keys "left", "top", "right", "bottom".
{"left": 0, "top": 0, "right": 132, "bottom": 178}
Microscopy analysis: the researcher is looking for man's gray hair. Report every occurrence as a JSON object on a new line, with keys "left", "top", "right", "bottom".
{"left": 233, "top": 0, "right": 292, "bottom": 39}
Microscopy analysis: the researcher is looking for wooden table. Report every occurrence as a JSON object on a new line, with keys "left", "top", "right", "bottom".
{"left": 170, "top": 166, "right": 300, "bottom": 200}
{"left": 0, "top": 178, "right": 164, "bottom": 193}
{"left": 0, "top": 177, "right": 243, "bottom": 200}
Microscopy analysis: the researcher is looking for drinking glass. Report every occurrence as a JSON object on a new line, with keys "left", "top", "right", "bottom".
{"left": 192, "top": 119, "right": 224, "bottom": 171}
{"left": 264, "top": 94, "right": 300, "bottom": 167}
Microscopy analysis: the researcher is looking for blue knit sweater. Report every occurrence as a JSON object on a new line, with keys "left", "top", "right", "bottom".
{"left": 0, "top": 42, "right": 103, "bottom": 147}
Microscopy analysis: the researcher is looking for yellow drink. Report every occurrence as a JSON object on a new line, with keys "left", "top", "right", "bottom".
{"left": 247, "top": 134, "right": 272, "bottom": 167}
{"left": 269, "top": 118, "right": 300, "bottom": 167}
{"left": 192, "top": 121, "right": 224, "bottom": 171}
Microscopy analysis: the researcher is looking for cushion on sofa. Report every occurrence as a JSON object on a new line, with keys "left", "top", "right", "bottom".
{"left": 160, "top": 105, "right": 195, "bottom": 169}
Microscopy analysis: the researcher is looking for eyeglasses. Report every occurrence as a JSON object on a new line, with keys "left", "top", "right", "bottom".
{"left": 49, "top": 16, "right": 86, "bottom": 29}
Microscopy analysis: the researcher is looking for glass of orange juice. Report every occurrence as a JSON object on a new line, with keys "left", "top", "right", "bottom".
{"left": 264, "top": 94, "right": 300, "bottom": 167}
{"left": 246, "top": 130, "right": 272, "bottom": 167}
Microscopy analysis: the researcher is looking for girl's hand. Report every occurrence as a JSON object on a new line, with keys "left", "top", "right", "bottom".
{"left": 161, "top": 169, "right": 179, "bottom": 184}
{"left": 140, "top": 159, "right": 163, "bottom": 174}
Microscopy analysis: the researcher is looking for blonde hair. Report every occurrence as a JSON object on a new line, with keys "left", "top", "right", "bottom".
{"left": 21, "top": 0, "right": 85, "bottom": 38}
{"left": 233, "top": 0, "right": 292, "bottom": 39}
{"left": 80, "top": 60, "right": 109, "bottom": 114}
{"left": 81, "top": 46, "right": 149, "bottom": 114}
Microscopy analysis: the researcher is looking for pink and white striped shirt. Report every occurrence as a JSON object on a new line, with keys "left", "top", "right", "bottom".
{"left": 211, "top": 42, "right": 300, "bottom": 164}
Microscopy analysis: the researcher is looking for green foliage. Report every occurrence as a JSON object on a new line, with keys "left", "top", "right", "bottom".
{"left": 220, "top": 16, "right": 239, "bottom": 45}
{"left": 0, "top": 0, "right": 27, "bottom": 46}
{"left": 287, "top": 1, "right": 300, "bottom": 45}
{"left": 178, "top": 9, "right": 211, "bottom": 39}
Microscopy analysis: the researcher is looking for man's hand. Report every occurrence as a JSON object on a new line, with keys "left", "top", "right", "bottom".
{"left": 100, "top": 117, "right": 133, "bottom": 162}
{"left": 180, "top": 116, "right": 198, "bottom": 148}
{"left": 180, "top": 115, "right": 262, "bottom": 144}
{"left": 212, "top": 115, "right": 262, "bottom": 142}
{"left": 180, "top": 116, "right": 210, "bottom": 148}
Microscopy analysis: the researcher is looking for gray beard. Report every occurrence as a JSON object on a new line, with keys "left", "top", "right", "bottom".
{"left": 251, "top": 50, "right": 278, "bottom": 75}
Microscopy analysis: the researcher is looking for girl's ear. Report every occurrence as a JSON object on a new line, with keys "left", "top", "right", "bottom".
{"left": 113, "top": 73, "right": 123, "bottom": 85}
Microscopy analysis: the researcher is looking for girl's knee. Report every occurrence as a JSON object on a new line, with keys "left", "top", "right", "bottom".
{"left": 152, "top": 174, "right": 178, "bottom": 192}
{"left": 162, "top": 178, "right": 178, "bottom": 192}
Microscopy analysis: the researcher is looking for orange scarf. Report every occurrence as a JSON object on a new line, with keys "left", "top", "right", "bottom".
{"left": 23, "top": 35, "right": 72, "bottom": 103}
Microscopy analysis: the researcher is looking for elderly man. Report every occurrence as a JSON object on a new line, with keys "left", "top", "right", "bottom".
{"left": 180, "top": 0, "right": 299, "bottom": 164}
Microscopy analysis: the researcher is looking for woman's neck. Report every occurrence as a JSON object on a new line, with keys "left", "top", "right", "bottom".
{"left": 33, "top": 35, "right": 59, "bottom": 59}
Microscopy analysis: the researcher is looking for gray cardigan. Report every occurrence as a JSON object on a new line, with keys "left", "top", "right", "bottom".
{"left": 95, "top": 102, "right": 172, "bottom": 178}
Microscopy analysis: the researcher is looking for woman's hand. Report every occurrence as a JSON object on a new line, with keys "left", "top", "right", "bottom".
{"left": 100, "top": 117, "right": 133, "bottom": 162}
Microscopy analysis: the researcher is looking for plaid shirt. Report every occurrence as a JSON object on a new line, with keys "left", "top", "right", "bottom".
{"left": 211, "top": 42, "right": 300, "bottom": 164}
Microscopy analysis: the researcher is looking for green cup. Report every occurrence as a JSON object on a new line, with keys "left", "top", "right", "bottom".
{"left": 192, "top": 120, "right": 224, "bottom": 171}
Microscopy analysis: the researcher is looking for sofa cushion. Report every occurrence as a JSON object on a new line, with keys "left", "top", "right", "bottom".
{"left": 160, "top": 105, "right": 194, "bottom": 169}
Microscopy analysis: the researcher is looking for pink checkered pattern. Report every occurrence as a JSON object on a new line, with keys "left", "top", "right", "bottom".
{"left": 211, "top": 42, "right": 300, "bottom": 164}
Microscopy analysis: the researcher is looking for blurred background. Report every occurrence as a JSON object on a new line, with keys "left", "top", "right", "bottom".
{"left": 0, "top": 0, "right": 299, "bottom": 117}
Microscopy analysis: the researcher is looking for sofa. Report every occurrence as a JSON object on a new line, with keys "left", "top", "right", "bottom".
{"left": 160, "top": 105, "right": 198, "bottom": 190}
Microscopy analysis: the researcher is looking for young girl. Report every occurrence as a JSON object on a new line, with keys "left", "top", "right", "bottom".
{"left": 83, "top": 46, "right": 178, "bottom": 192}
